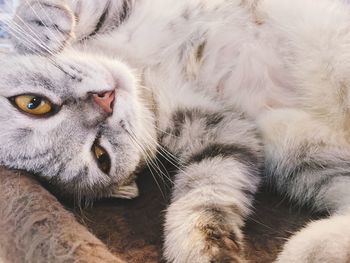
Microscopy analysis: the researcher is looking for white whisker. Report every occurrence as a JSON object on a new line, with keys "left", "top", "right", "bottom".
{"left": 23, "top": 0, "right": 63, "bottom": 46}
{"left": 7, "top": 19, "right": 56, "bottom": 56}
{"left": 126, "top": 131, "right": 168, "bottom": 199}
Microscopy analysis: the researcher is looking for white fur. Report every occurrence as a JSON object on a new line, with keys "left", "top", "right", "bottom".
{"left": 5, "top": 0, "right": 350, "bottom": 261}
{"left": 276, "top": 214, "right": 350, "bottom": 263}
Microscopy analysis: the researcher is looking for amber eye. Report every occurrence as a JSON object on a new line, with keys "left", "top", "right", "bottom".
{"left": 13, "top": 95, "right": 53, "bottom": 116}
{"left": 92, "top": 143, "right": 111, "bottom": 174}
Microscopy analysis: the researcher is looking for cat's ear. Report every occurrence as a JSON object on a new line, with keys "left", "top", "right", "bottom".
{"left": 110, "top": 181, "right": 139, "bottom": 199}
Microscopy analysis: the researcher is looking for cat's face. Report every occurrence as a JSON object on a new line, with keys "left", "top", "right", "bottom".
{"left": 0, "top": 51, "right": 155, "bottom": 200}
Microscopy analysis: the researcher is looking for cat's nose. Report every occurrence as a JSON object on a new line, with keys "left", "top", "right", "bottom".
{"left": 92, "top": 90, "right": 115, "bottom": 113}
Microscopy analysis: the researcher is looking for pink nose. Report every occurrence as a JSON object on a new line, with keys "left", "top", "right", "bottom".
{"left": 92, "top": 90, "right": 115, "bottom": 113}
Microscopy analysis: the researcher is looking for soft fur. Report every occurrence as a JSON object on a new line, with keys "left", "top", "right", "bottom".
{"left": 1, "top": 0, "right": 350, "bottom": 262}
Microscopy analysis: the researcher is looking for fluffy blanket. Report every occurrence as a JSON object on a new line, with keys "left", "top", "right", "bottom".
{"left": 0, "top": 168, "right": 123, "bottom": 263}
{"left": 0, "top": 166, "right": 321, "bottom": 263}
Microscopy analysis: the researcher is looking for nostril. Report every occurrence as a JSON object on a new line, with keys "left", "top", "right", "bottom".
{"left": 92, "top": 90, "right": 115, "bottom": 113}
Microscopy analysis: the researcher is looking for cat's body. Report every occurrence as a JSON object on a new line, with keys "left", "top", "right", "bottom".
{"left": 1, "top": 0, "right": 350, "bottom": 262}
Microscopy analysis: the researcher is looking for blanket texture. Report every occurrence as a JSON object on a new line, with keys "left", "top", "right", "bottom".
{"left": 0, "top": 168, "right": 124, "bottom": 263}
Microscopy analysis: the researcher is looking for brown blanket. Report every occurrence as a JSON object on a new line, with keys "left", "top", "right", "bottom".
{"left": 0, "top": 167, "right": 321, "bottom": 263}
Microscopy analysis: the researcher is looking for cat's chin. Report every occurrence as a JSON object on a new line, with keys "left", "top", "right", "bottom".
{"left": 110, "top": 181, "right": 140, "bottom": 199}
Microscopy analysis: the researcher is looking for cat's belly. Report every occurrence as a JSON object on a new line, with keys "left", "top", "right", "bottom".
{"left": 166, "top": 28, "right": 296, "bottom": 119}
{"left": 137, "top": 35, "right": 295, "bottom": 121}
{"left": 197, "top": 49, "right": 294, "bottom": 118}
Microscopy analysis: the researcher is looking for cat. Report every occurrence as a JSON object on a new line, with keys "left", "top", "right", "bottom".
{"left": 1, "top": 0, "right": 350, "bottom": 262}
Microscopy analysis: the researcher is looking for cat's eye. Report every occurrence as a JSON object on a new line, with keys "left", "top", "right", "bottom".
{"left": 12, "top": 95, "right": 54, "bottom": 116}
{"left": 92, "top": 142, "right": 111, "bottom": 174}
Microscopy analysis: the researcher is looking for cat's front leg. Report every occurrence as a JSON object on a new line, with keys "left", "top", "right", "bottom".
{"left": 12, "top": 0, "right": 76, "bottom": 54}
{"left": 164, "top": 158, "right": 253, "bottom": 263}
{"left": 11, "top": 0, "right": 114, "bottom": 54}
{"left": 161, "top": 109, "right": 262, "bottom": 262}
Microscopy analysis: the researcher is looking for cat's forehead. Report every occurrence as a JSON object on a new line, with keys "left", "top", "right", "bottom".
{"left": 1, "top": 54, "right": 64, "bottom": 79}
{"left": 1, "top": 52, "right": 97, "bottom": 76}
{"left": 0, "top": 53, "right": 117, "bottom": 99}
{"left": 0, "top": 56, "right": 67, "bottom": 99}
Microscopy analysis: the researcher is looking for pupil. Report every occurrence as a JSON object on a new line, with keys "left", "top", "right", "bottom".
{"left": 98, "top": 153, "right": 109, "bottom": 164}
{"left": 27, "top": 97, "right": 42, "bottom": 110}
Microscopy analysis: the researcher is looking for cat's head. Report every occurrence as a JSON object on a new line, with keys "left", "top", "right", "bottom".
{"left": 0, "top": 50, "right": 157, "bottom": 201}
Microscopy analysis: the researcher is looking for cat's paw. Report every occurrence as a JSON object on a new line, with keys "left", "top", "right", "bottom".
{"left": 11, "top": 0, "right": 75, "bottom": 54}
{"left": 164, "top": 199, "right": 246, "bottom": 263}
{"left": 275, "top": 214, "right": 350, "bottom": 263}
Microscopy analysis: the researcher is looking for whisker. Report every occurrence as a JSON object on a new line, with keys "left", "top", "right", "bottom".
{"left": 128, "top": 126, "right": 197, "bottom": 196}
{"left": 128, "top": 129, "right": 167, "bottom": 180}
{"left": 137, "top": 118, "right": 210, "bottom": 197}
{"left": 23, "top": 0, "right": 63, "bottom": 46}
{"left": 138, "top": 122, "right": 186, "bottom": 172}
{"left": 6, "top": 21, "right": 78, "bottom": 81}
{"left": 6, "top": 23, "right": 43, "bottom": 55}
{"left": 8, "top": 19, "right": 56, "bottom": 56}
{"left": 126, "top": 131, "right": 167, "bottom": 199}
{"left": 5, "top": 3, "right": 54, "bottom": 53}
{"left": 36, "top": 0, "right": 66, "bottom": 42}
